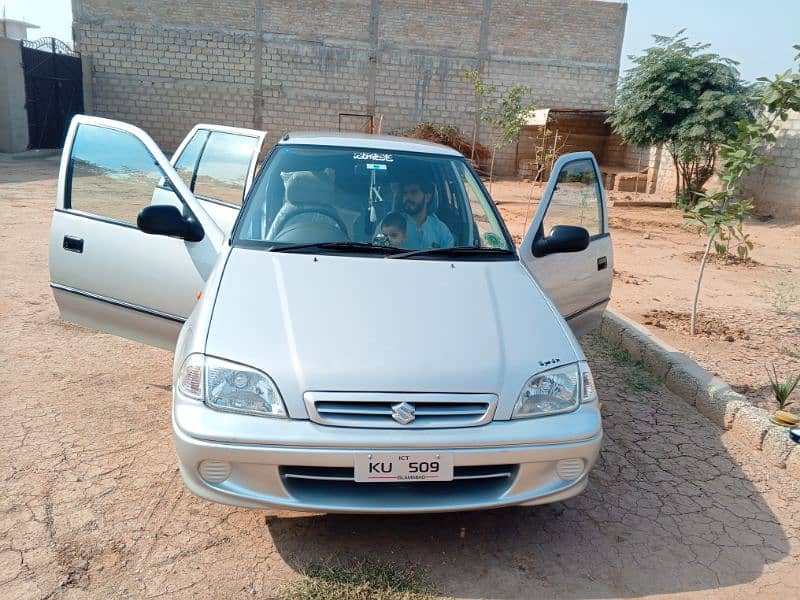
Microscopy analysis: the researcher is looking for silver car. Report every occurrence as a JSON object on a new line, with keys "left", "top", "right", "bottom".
{"left": 49, "top": 115, "right": 613, "bottom": 513}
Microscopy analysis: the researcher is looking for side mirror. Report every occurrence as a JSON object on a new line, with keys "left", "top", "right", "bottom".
{"left": 532, "top": 225, "right": 590, "bottom": 257}
{"left": 137, "top": 205, "right": 204, "bottom": 242}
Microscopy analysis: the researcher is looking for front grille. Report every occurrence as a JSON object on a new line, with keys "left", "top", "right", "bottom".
{"left": 280, "top": 465, "right": 519, "bottom": 507}
{"left": 304, "top": 392, "right": 498, "bottom": 428}
{"left": 281, "top": 464, "right": 516, "bottom": 482}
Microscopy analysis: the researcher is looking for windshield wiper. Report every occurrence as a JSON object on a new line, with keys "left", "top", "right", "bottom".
{"left": 387, "top": 246, "right": 516, "bottom": 259}
{"left": 268, "top": 241, "right": 404, "bottom": 255}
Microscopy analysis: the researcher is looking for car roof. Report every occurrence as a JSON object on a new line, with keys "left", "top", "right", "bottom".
{"left": 277, "top": 131, "right": 463, "bottom": 157}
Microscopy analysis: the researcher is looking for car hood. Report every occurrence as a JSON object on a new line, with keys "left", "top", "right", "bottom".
{"left": 205, "top": 248, "right": 581, "bottom": 419}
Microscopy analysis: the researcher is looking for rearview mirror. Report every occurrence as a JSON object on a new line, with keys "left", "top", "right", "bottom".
{"left": 137, "top": 205, "right": 204, "bottom": 242}
{"left": 532, "top": 225, "right": 590, "bottom": 257}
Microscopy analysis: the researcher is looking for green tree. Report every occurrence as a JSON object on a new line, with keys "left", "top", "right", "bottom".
{"left": 465, "top": 70, "right": 537, "bottom": 190}
{"left": 609, "top": 32, "right": 755, "bottom": 203}
{"left": 684, "top": 46, "right": 800, "bottom": 334}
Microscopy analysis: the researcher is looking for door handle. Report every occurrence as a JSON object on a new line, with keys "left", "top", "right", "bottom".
{"left": 63, "top": 236, "right": 84, "bottom": 253}
{"left": 597, "top": 256, "right": 607, "bottom": 270}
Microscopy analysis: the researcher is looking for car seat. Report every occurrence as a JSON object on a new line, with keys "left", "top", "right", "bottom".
{"left": 267, "top": 171, "right": 349, "bottom": 241}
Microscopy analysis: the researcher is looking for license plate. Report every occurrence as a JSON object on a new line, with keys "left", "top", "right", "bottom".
{"left": 354, "top": 452, "right": 454, "bottom": 483}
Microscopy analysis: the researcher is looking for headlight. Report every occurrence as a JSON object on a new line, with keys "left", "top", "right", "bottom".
{"left": 513, "top": 361, "right": 596, "bottom": 419}
{"left": 176, "top": 354, "right": 286, "bottom": 418}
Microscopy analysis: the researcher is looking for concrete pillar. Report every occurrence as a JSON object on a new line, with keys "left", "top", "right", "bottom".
{"left": 0, "top": 37, "right": 30, "bottom": 152}
{"left": 81, "top": 53, "right": 93, "bottom": 114}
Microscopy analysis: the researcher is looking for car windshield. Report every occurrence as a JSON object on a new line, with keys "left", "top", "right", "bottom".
{"left": 233, "top": 145, "right": 513, "bottom": 257}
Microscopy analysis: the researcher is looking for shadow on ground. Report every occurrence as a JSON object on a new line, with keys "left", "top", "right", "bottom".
{"left": 267, "top": 336, "right": 797, "bottom": 599}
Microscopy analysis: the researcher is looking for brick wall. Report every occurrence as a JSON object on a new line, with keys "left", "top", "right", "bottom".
{"left": 73, "top": 0, "right": 627, "bottom": 174}
{"left": 740, "top": 110, "right": 800, "bottom": 219}
{"left": 604, "top": 133, "right": 649, "bottom": 171}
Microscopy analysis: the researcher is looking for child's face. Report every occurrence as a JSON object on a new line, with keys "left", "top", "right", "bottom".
{"left": 381, "top": 225, "right": 406, "bottom": 247}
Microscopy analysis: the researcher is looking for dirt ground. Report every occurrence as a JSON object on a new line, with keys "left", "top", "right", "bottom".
{"left": 1, "top": 154, "right": 800, "bottom": 599}
{"left": 492, "top": 179, "right": 800, "bottom": 415}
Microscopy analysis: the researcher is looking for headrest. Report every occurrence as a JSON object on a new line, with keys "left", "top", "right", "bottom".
{"left": 429, "top": 185, "right": 440, "bottom": 213}
{"left": 283, "top": 171, "right": 330, "bottom": 206}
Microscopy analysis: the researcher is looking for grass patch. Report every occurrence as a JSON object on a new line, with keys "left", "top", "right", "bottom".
{"left": 584, "top": 333, "right": 659, "bottom": 393}
{"left": 779, "top": 346, "right": 800, "bottom": 359}
{"left": 610, "top": 346, "right": 658, "bottom": 392}
{"left": 757, "top": 280, "right": 799, "bottom": 314}
{"left": 278, "top": 560, "right": 437, "bottom": 600}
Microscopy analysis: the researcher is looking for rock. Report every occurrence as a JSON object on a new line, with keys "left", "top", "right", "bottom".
{"left": 730, "top": 406, "right": 773, "bottom": 450}
{"left": 786, "top": 444, "right": 800, "bottom": 478}
{"left": 696, "top": 389, "right": 748, "bottom": 429}
{"left": 762, "top": 426, "right": 796, "bottom": 468}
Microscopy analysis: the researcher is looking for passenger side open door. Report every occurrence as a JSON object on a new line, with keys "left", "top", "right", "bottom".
{"left": 151, "top": 124, "right": 267, "bottom": 234}
{"left": 49, "top": 116, "right": 229, "bottom": 350}
{"left": 519, "top": 152, "right": 613, "bottom": 337}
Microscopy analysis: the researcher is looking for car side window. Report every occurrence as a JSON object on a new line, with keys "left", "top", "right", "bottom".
{"left": 193, "top": 131, "right": 259, "bottom": 206}
{"left": 68, "top": 124, "right": 166, "bottom": 226}
{"left": 455, "top": 162, "right": 507, "bottom": 248}
{"left": 541, "top": 158, "right": 603, "bottom": 237}
{"left": 174, "top": 129, "right": 209, "bottom": 185}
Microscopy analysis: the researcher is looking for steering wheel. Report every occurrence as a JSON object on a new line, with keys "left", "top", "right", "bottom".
{"left": 270, "top": 204, "right": 350, "bottom": 240}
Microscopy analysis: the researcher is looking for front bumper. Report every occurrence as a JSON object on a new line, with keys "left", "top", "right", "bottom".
{"left": 172, "top": 398, "right": 602, "bottom": 514}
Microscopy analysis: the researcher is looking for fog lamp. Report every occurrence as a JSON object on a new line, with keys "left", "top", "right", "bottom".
{"left": 198, "top": 460, "right": 232, "bottom": 483}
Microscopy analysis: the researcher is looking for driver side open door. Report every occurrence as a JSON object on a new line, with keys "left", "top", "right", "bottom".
{"left": 519, "top": 152, "right": 613, "bottom": 337}
{"left": 49, "top": 116, "right": 230, "bottom": 350}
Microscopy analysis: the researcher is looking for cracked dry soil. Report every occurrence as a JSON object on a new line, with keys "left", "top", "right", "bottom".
{"left": 1, "top": 155, "right": 799, "bottom": 599}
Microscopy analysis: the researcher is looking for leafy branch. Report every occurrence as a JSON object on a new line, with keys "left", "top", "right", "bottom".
{"left": 766, "top": 363, "right": 800, "bottom": 410}
{"left": 465, "top": 69, "right": 537, "bottom": 189}
{"left": 609, "top": 31, "right": 755, "bottom": 204}
{"left": 684, "top": 45, "right": 800, "bottom": 335}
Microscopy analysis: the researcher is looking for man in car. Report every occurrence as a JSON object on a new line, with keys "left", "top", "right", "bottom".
{"left": 399, "top": 179, "right": 454, "bottom": 249}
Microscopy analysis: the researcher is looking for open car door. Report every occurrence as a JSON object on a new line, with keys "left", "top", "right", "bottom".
{"left": 519, "top": 151, "right": 613, "bottom": 337}
{"left": 49, "top": 115, "right": 230, "bottom": 350}
{"left": 151, "top": 123, "right": 267, "bottom": 234}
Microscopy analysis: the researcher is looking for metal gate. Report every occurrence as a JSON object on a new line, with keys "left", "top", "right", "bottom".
{"left": 21, "top": 37, "right": 84, "bottom": 149}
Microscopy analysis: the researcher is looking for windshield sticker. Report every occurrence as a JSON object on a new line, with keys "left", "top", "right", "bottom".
{"left": 353, "top": 152, "right": 393, "bottom": 162}
{"left": 366, "top": 163, "right": 387, "bottom": 170}
{"left": 483, "top": 232, "right": 502, "bottom": 248}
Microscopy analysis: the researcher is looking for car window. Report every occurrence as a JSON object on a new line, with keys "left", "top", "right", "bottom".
{"left": 541, "top": 158, "right": 603, "bottom": 237}
{"left": 454, "top": 161, "right": 508, "bottom": 248}
{"left": 193, "top": 131, "right": 259, "bottom": 206}
{"left": 174, "top": 129, "right": 209, "bottom": 185}
{"left": 235, "top": 145, "right": 513, "bottom": 255}
{"left": 68, "top": 123, "right": 165, "bottom": 226}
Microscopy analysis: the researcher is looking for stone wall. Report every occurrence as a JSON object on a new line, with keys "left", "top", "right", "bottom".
{"left": 0, "top": 37, "right": 29, "bottom": 152}
{"left": 72, "top": 0, "right": 627, "bottom": 174}
{"left": 740, "top": 110, "right": 800, "bottom": 220}
{"left": 651, "top": 145, "right": 677, "bottom": 196}
{"left": 604, "top": 133, "right": 649, "bottom": 171}
{"left": 640, "top": 114, "right": 800, "bottom": 219}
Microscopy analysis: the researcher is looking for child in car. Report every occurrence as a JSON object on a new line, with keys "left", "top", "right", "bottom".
{"left": 378, "top": 212, "right": 408, "bottom": 248}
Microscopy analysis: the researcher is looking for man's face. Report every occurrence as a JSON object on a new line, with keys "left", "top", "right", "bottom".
{"left": 402, "top": 183, "right": 427, "bottom": 216}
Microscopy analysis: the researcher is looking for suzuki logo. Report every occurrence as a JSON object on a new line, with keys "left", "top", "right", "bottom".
{"left": 391, "top": 402, "right": 416, "bottom": 425}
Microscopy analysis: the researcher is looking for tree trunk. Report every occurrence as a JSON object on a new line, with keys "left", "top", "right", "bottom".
{"left": 489, "top": 147, "right": 497, "bottom": 193}
{"left": 470, "top": 122, "right": 478, "bottom": 162}
{"left": 672, "top": 154, "right": 680, "bottom": 198}
{"left": 691, "top": 234, "right": 716, "bottom": 335}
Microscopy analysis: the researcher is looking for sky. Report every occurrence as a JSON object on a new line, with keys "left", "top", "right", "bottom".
{"left": 621, "top": 0, "right": 799, "bottom": 82}
{"left": 2, "top": 0, "right": 797, "bottom": 84}
{"left": 2, "top": 0, "right": 72, "bottom": 45}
